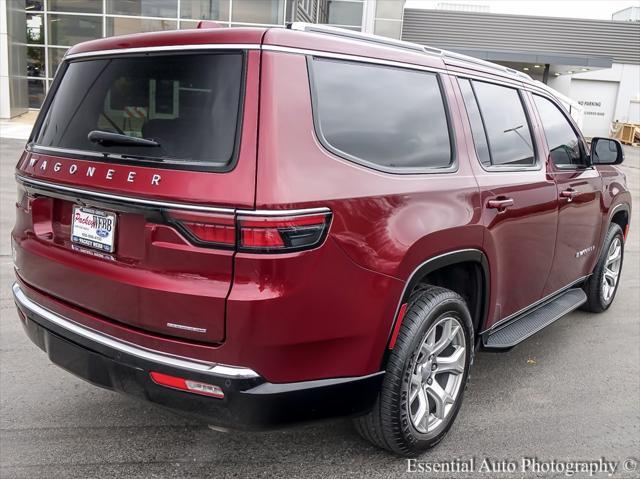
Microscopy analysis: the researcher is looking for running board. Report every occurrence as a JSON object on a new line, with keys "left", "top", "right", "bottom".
{"left": 483, "top": 288, "right": 587, "bottom": 350}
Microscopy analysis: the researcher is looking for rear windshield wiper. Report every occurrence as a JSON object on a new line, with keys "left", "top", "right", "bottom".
{"left": 88, "top": 130, "right": 160, "bottom": 148}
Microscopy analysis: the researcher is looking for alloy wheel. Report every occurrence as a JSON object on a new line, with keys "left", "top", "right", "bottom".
{"left": 602, "top": 237, "right": 622, "bottom": 303}
{"left": 407, "top": 315, "right": 466, "bottom": 435}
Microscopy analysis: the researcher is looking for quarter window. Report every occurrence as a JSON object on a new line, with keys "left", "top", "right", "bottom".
{"left": 533, "top": 95, "right": 585, "bottom": 167}
{"left": 472, "top": 81, "right": 536, "bottom": 167}
{"left": 309, "top": 58, "right": 452, "bottom": 172}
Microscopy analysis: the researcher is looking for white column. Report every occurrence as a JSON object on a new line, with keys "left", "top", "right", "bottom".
{"left": 362, "top": 0, "right": 377, "bottom": 34}
{"left": 1, "top": 0, "right": 11, "bottom": 118}
{"left": 0, "top": 0, "right": 27, "bottom": 119}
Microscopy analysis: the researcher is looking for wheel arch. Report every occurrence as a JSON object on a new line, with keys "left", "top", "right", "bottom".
{"left": 381, "top": 249, "right": 490, "bottom": 368}
{"left": 609, "top": 203, "right": 630, "bottom": 238}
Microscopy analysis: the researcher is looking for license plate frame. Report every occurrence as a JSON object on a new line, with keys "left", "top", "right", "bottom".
{"left": 71, "top": 206, "right": 117, "bottom": 253}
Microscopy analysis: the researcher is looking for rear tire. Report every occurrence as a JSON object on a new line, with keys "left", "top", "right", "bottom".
{"left": 353, "top": 286, "right": 473, "bottom": 456}
{"left": 582, "top": 223, "right": 624, "bottom": 313}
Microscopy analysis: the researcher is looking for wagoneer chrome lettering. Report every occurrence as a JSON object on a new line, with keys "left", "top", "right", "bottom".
{"left": 26, "top": 156, "right": 162, "bottom": 186}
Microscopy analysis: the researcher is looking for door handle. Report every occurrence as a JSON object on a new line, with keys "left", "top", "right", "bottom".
{"left": 560, "top": 188, "right": 579, "bottom": 202}
{"left": 487, "top": 197, "right": 515, "bottom": 211}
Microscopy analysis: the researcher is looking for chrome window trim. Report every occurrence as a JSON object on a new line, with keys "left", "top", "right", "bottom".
{"left": 12, "top": 283, "right": 260, "bottom": 378}
{"left": 264, "top": 45, "right": 537, "bottom": 90}
{"left": 16, "top": 173, "right": 331, "bottom": 217}
{"left": 263, "top": 44, "right": 449, "bottom": 75}
{"left": 64, "top": 43, "right": 261, "bottom": 60}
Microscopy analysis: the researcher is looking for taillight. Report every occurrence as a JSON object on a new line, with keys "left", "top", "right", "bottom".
{"left": 150, "top": 371, "right": 224, "bottom": 399}
{"left": 167, "top": 210, "right": 236, "bottom": 248}
{"left": 167, "top": 209, "right": 332, "bottom": 253}
{"left": 237, "top": 212, "right": 332, "bottom": 252}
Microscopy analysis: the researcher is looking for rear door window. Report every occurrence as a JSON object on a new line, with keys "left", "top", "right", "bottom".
{"left": 308, "top": 57, "right": 453, "bottom": 173}
{"left": 471, "top": 80, "right": 536, "bottom": 167}
{"left": 33, "top": 53, "right": 244, "bottom": 170}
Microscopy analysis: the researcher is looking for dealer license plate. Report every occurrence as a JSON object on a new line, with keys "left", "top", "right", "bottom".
{"left": 71, "top": 206, "right": 117, "bottom": 253}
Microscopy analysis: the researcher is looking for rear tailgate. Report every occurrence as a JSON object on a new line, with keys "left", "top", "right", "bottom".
{"left": 13, "top": 46, "right": 261, "bottom": 344}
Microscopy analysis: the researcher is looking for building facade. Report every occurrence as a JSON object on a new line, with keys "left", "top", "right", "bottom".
{"left": 0, "top": 0, "right": 404, "bottom": 117}
{"left": 402, "top": 8, "right": 640, "bottom": 137}
{"left": 2, "top": 0, "right": 639, "bottom": 138}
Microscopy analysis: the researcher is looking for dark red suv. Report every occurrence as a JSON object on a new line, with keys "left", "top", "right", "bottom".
{"left": 11, "top": 23, "right": 631, "bottom": 455}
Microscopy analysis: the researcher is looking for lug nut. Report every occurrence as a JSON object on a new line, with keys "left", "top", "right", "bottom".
{"left": 427, "top": 378, "right": 433, "bottom": 385}
{"left": 431, "top": 363, "right": 437, "bottom": 371}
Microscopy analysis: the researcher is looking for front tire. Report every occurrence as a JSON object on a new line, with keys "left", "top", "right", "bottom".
{"left": 582, "top": 223, "right": 625, "bottom": 313}
{"left": 354, "top": 286, "right": 473, "bottom": 456}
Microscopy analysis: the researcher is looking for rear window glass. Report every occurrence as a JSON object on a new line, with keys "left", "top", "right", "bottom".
{"left": 308, "top": 58, "right": 452, "bottom": 172}
{"left": 34, "top": 53, "right": 244, "bottom": 169}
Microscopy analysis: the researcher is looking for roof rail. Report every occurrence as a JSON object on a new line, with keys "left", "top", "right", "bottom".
{"left": 288, "top": 22, "right": 532, "bottom": 81}
{"left": 288, "top": 22, "right": 430, "bottom": 54}
{"left": 439, "top": 49, "right": 531, "bottom": 79}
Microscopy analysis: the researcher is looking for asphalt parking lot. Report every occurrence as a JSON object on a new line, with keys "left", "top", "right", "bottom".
{"left": 0, "top": 137, "right": 638, "bottom": 478}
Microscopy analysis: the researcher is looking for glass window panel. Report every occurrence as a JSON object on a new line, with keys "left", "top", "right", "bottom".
{"left": 373, "top": 19, "right": 401, "bottom": 39}
{"left": 26, "top": 13, "right": 44, "bottom": 44}
{"left": 472, "top": 81, "right": 535, "bottom": 167}
{"left": 107, "top": 0, "right": 178, "bottom": 18}
{"left": 309, "top": 58, "right": 452, "bottom": 170}
{"left": 375, "top": 0, "right": 403, "bottom": 19}
{"left": 48, "top": 47, "right": 69, "bottom": 77}
{"left": 28, "top": 79, "right": 46, "bottom": 108}
{"left": 534, "top": 95, "right": 584, "bottom": 167}
{"left": 27, "top": 46, "right": 45, "bottom": 77}
{"left": 327, "top": 0, "right": 363, "bottom": 26}
{"left": 26, "top": 0, "right": 44, "bottom": 11}
{"left": 48, "top": 14, "right": 102, "bottom": 46}
{"left": 49, "top": 0, "right": 103, "bottom": 14}
{"left": 106, "top": 17, "right": 177, "bottom": 36}
{"left": 35, "top": 53, "right": 244, "bottom": 167}
{"left": 459, "top": 78, "right": 491, "bottom": 167}
{"left": 231, "top": 0, "right": 284, "bottom": 24}
{"left": 181, "top": 0, "right": 230, "bottom": 20}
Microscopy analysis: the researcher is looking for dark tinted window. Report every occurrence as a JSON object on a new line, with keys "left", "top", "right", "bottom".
{"left": 35, "top": 53, "right": 243, "bottom": 168}
{"left": 458, "top": 78, "right": 490, "bottom": 166}
{"left": 309, "top": 58, "right": 452, "bottom": 171}
{"left": 473, "top": 81, "right": 535, "bottom": 167}
{"left": 533, "top": 95, "right": 584, "bottom": 167}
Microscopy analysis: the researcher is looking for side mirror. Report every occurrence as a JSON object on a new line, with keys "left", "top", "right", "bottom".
{"left": 591, "top": 137, "right": 624, "bottom": 165}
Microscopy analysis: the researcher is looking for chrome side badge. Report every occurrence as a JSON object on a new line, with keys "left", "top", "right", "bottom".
{"left": 167, "top": 322, "right": 207, "bottom": 333}
{"left": 575, "top": 245, "right": 595, "bottom": 258}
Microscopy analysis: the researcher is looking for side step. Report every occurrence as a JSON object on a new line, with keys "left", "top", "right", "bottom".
{"left": 483, "top": 288, "right": 587, "bottom": 350}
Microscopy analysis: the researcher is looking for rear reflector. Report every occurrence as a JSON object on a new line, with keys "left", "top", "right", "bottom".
{"left": 388, "top": 303, "right": 408, "bottom": 350}
{"left": 150, "top": 371, "right": 224, "bottom": 399}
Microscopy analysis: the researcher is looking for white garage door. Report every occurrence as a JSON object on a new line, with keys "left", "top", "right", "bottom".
{"left": 571, "top": 79, "right": 619, "bottom": 138}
